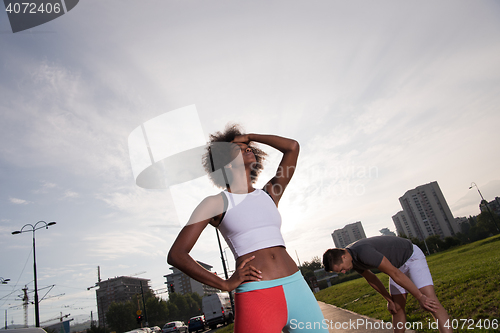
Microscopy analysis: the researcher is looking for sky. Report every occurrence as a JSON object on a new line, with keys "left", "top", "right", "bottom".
{"left": 1, "top": 0, "right": 500, "bottom": 327}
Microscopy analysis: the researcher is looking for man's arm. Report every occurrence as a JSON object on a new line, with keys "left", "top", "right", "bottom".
{"left": 377, "top": 257, "right": 438, "bottom": 312}
{"left": 361, "top": 270, "right": 398, "bottom": 314}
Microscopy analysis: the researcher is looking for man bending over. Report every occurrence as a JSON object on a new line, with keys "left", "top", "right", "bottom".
{"left": 323, "top": 236, "right": 451, "bottom": 333}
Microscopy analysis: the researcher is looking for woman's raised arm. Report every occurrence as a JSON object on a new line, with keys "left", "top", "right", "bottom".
{"left": 233, "top": 133, "right": 299, "bottom": 204}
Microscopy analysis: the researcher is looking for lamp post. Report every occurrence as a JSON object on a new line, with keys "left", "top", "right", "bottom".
{"left": 12, "top": 221, "right": 56, "bottom": 327}
{"left": 469, "top": 183, "right": 499, "bottom": 233}
{"left": 215, "top": 229, "right": 235, "bottom": 314}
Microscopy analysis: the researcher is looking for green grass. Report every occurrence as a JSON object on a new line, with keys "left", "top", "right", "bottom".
{"left": 315, "top": 234, "right": 500, "bottom": 332}
{"left": 214, "top": 323, "right": 234, "bottom": 333}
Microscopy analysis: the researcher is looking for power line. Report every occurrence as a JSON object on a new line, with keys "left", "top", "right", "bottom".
{"left": 0, "top": 248, "right": 33, "bottom": 309}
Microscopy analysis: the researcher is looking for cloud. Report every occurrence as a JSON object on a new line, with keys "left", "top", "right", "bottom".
{"left": 9, "top": 197, "right": 30, "bottom": 205}
{"left": 62, "top": 190, "right": 79, "bottom": 199}
{"left": 0, "top": 60, "right": 141, "bottom": 186}
{"left": 42, "top": 181, "right": 57, "bottom": 189}
{"left": 96, "top": 187, "right": 179, "bottom": 226}
{"left": 83, "top": 230, "right": 166, "bottom": 260}
{"left": 33, "top": 181, "right": 58, "bottom": 194}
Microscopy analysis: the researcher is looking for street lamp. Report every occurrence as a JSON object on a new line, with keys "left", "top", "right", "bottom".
{"left": 215, "top": 229, "right": 235, "bottom": 314}
{"left": 12, "top": 221, "right": 56, "bottom": 327}
{"left": 469, "top": 183, "right": 499, "bottom": 233}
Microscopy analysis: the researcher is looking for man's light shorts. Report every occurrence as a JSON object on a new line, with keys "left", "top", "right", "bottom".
{"left": 389, "top": 244, "right": 434, "bottom": 295}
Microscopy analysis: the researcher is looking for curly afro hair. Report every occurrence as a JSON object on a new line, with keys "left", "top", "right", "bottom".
{"left": 202, "top": 124, "right": 267, "bottom": 189}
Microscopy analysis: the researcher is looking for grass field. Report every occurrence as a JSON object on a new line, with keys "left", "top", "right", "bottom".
{"left": 215, "top": 235, "right": 500, "bottom": 332}
{"left": 315, "top": 234, "right": 500, "bottom": 332}
{"left": 215, "top": 323, "right": 234, "bottom": 333}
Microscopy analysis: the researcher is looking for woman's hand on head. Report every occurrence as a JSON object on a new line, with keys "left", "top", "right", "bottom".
{"left": 232, "top": 134, "right": 250, "bottom": 144}
{"left": 224, "top": 255, "right": 262, "bottom": 291}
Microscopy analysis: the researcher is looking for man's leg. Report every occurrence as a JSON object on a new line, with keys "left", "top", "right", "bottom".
{"left": 392, "top": 293, "right": 407, "bottom": 333}
{"left": 419, "top": 285, "right": 451, "bottom": 333}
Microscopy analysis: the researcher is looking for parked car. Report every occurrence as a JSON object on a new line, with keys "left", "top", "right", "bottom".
{"left": 124, "top": 329, "right": 149, "bottom": 333}
{"left": 162, "top": 321, "right": 187, "bottom": 333}
{"left": 150, "top": 326, "right": 162, "bottom": 333}
{"left": 202, "top": 293, "right": 233, "bottom": 330}
{"left": 187, "top": 315, "right": 206, "bottom": 333}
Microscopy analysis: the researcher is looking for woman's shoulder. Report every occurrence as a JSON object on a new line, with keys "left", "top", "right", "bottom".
{"left": 189, "top": 192, "right": 226, "bottom": 226}
{"left": 200, "top": 192, "right": 225, "bottom": 207}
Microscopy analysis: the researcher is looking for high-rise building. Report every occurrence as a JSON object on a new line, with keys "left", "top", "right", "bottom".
{"left": 331, "top": 221, "right": 366, "bottom": 248}
{"left": 392, "top": 211, "right": 418, "bottom": 239}
{"left": 393, "top": 181, "right": 458, "bottom": 240}
{"left": 164, "top": 261, "right": 220, "bottom": 297}
{"left": 95, "top": 276, "right": 151, "bottom": 327}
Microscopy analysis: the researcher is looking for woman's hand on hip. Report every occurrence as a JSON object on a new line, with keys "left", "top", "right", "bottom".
{"left": 224, "top": 255, "right": 262, "bottom": 291}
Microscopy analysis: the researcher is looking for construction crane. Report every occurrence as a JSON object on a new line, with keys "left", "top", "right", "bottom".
{"left": 22, "top": 286, "right": 28, "bottom": 328}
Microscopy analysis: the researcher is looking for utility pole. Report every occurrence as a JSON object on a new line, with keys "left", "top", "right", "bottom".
{"left": 216, "top": 229, "right": 234, "bottom": 314}
{"left": 87, "top": 266, "right": 102, "bottom": 329}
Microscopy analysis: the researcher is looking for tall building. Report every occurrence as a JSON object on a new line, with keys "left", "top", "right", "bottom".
{"left": 393, "top": 181, "right": 458, "bottom": 241}
{"left": 95, "top": 276, "right": 151, "bottom": 327}
{"left": 164, "top": 261, "right": 220, "bottom": 297}
{"left": 392, "top": 211, "right": 418, "bottom": 239}
{"left": 331, "top": 221, "right": 366, "bottom": 248}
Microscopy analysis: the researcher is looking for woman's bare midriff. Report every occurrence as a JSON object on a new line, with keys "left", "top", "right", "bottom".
{"left": 236, "top": 246, "right": 299, "bottom": 281}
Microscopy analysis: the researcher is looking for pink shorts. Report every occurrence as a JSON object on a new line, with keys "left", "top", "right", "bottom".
{"left": 389, "top": 244, "right": 434, "bottom": 295}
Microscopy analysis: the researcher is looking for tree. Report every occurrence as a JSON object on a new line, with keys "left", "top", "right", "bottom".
{"left": 169, "top": 293, "right": 188, "bottom": 318}
{"left": 468, "top": 215, "right": 477, "bottom": 227}
{"left": 298, "top": 256, "right": 323, "bottom": 280}
{"left": 145, "top": 296, "right": 169, "bottom": 327}
{"left": 167, "top": 302, "right": 179, "bottom": 321}
{"left": 184, "top": 293, "right": 203, "bottom": 317}
{"left": 106, "top": 301, "right": 136, "bottom": 333}
{"left": 460, "top": 221, "right": 471, "bottom": 234}
{"left": 86, "top": 320, "right": 108, "bottom": 333}
{"left": 166, "top": 292, "right": 203, "bottom": 322}
{"left": 476, "top": 211, "right": 500, "bottom": 235}
{"left": 425, "top": 235, "right": 445, "bottom": 253}
{"left": 443, "top": 236, "right": 461, "bottom": 249}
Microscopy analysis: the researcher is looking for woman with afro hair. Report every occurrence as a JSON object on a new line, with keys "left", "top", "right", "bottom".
{"left": 167, "top": 124, "right": 328, "bottom": 333}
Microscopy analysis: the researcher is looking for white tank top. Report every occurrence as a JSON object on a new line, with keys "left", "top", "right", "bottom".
{"left": 218, "top": 189, "right": 286, "bottom": 259}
